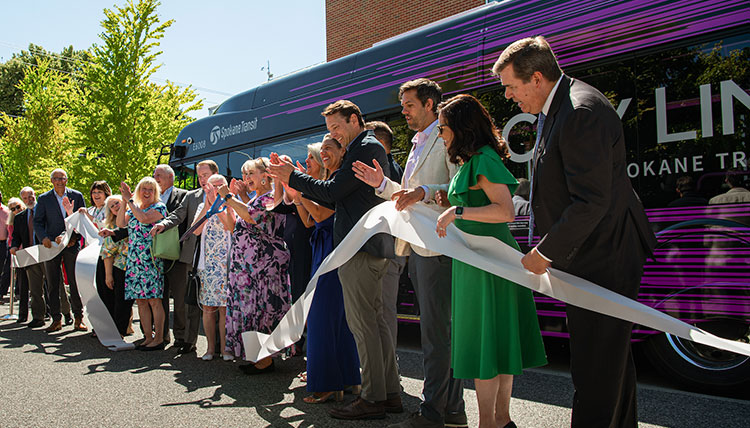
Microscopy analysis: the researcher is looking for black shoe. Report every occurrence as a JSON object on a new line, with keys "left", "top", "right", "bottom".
{"left": 177, "top": 344, "right": 196, "bottom": 354}
{"left": 64, "top": 314, "right": 73, "bottom": 325}
{"left": 16, "top": 317, "right": 28, "bottom": 324}
{"left": 239, "top": 360, "right": 275, "bottom": 375}
{"left": 139, "top": 342, "right": 166, "bottom": 351}
{"left": 28, "top": 319, "right": 45, "bottom": 328}
{"left": 172, "top": 339, "right": 186, "bottom": 349}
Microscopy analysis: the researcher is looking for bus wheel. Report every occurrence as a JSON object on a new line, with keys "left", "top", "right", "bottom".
{"left": 644, "top": 319, "right": 750, "bottom": 391}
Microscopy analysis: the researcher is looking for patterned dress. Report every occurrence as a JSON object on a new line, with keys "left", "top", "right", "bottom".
{"left": 225, "top": 192, "right": 291, "bottom": 359}
{"left": 194, "top": 202, "right": 231, "bottom": 307}
{"left": 124, "top": 202, "right": 168, "bottom": 300}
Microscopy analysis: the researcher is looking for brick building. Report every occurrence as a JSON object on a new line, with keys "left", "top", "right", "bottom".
{"left": 325, "top": 0, "right": 485, "bottom": 61}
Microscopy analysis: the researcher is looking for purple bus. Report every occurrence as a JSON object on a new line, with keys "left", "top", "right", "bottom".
{"left": 169, "top": 0, "right": 750, "bottom": 389}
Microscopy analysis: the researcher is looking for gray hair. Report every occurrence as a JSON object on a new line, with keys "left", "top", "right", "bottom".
{"left": 50, "top": 168, "right": 68, "bottom": 179}
{"left": 154, "top": 164, "right": 175, "bottom": 179}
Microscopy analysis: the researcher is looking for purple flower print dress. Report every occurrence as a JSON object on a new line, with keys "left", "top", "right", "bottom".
{"left": 225, "top": 192, "right": 291, "bottom": 359}
{"left": 124, "top": 202, "right": 168, "bottom": 300}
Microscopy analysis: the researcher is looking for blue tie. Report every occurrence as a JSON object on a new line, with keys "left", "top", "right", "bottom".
{"left": 527, "top": 112, "right": 545, "bottom": 245}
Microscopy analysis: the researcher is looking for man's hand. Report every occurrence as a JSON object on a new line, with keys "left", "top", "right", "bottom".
{"left": 9, "top": 247, "right": 17, "bottom": 256}
{"left": 266, "top": 154, "right": 295, "bottom": 185}
{"left": 435, "top": 190, "right": 450, "bottom": 207}
{"left": 392, "top": 187, "right": 426, "bottom": 211}
{"left": 521, "top": 247, "right": 551, "bottom": 274}
{"left": 150, "top": 224, "right": 165, "bottom": 237}
{"left": 54, "top": 235, "right": 63, "bottom": 245}
{"left": 99, "top": 229, "right": 115, "bottom": 238}
{"left": 352, "top": 159, "right": 385, "bottom": 188}
{"left": 42, "top": 237, "right": 52, "bottom": 248}
{"left": 62, "top": 197, "right": 73, "bottom": 216}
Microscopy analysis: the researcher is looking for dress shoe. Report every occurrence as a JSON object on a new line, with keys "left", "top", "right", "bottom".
{"left": 28, "top": 319, "right": 46, "bottom": 328}
{"left": 73, "top": 316, "right": 88, "bottom": 331}
{"left": 329, "top": 397, "right": 386, "bottom": 420}
{"left": 64, "top": 313, "right": 73, "bottom": 325}
{"left": 502, "top": 422, "right": 517, "bottom": 428}
{"left": 377, "top": 393, "right": 404, "bottom": 413}
{"left": 45, "top": 320, "right": 62, "bottom": 332}
{"left": 387, "top": 412, "right": 443, "bottom": 428}
{"left": 140, "top": 342, "right": 166, "bottom": 351}
{"left": 177, "top": 344, "right": 197, "bottom": 354}
{"left": 239, "top": 360, "right": 275, "bottom": 375}
{"left": 444, "top": 411, "right": 469, "bottom": 428}
{"left": 172, "top": 339, "right": 185, "bottom": 349}
{"left": 16, "top": 317, "right": 28, "bottom": 324}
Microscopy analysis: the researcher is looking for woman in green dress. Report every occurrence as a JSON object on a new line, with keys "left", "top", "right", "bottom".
{"left": 407, "top": 94, "right": 547, "bottom": 428}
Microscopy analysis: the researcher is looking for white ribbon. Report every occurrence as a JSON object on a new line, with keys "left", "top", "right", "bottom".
{"left": 12, "top": 212, "right": 134, "bottom": 351}
{"left": 243, "top": 201, "right": 750, "bottom": 362}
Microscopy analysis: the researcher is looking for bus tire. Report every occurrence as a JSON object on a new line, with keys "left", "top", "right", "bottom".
{"left": 644, "top": 329, "right": 750, "bottom": 391}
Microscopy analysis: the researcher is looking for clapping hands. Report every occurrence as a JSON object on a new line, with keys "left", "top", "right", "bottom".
{"left": 120, "top": 182, "right": 133, "bottom": 202}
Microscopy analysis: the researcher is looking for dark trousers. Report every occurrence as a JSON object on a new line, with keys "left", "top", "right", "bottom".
{"left": 409, "top": 253, "right": 465, "bottom": 423}
{"left": 162, "top": 261, "right": 200, "bottom": 344}
{"left": 26, "top": 263, "right": 46, "bottom": 321}
{"left": 96, "top": 259, "right": 115, "bottom": 320}
{"left": 16, "top": 267, "right": 29, "bottom": 320}
{"left": 110, "top": 267, "right": 133, "bottom": 336}
{"left": 45, "top": 246, "right": 83, "bottom": 321}
{"left": 566, "top": 238, "right": 645, "bottom": 428}
{"left": 0, "top": 241, "right": 9, "bottom": 297}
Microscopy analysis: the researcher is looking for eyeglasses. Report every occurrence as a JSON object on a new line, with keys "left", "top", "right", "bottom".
{"left": 51, "top": 176, "right": 68, "bottom": 182}
{"left": 437, "top": 124, "right": 448, "bottom": 135}
{"left": 9, "top": 205, "right": 22, "bottom": 212}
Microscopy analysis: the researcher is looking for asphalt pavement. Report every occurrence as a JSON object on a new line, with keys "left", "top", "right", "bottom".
{"left": 1, "top": 305, "right": 747, "bottom": 428}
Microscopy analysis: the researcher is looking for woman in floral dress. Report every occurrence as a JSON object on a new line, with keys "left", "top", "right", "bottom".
{"left": 100, "top": 194, "right": 134, "bottom": 336}
{"left": 218, "top": 157, "right": 291, "bottom": 374}
{"left": 117, "top": 177, "right": 168, "bottom": 351}
{"left": 191, "top": 174, "right": 235, "bottom": 361}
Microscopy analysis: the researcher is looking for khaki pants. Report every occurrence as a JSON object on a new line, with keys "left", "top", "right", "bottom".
{"left": 338, "top": 251, "right": 400, "bottom": 402}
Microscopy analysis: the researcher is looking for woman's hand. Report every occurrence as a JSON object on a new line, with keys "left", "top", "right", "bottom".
{"left": 105, "top": 274, "right": 114, "bottom": 290}
{"left": 230, "top": 178, "right": 246, "bottom": 196}
{"left": 282, "top": 181, "right": 299, "bottom": 200}
{"left": 120, "top": 182, "right": 132, "bottom": 202}
{"left": 295, "top": 161, "right": 307, "bottom": 174}
{"left": 205, "top": 182, "right": 217, "bottom": 204}
{"left": 436, "top": 190, "right": 451, "bottom": 208}
{"left": 436, "top": 206, "right": 457, "bottom": 238}
{"left": 217, "top": 184, "right": 230, "bottom": 199}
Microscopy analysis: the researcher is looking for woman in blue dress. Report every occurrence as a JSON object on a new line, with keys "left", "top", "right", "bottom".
{"left": 117, "top": 177, "right": 168, "bottom": 351}
{"left": 285, "top": 135, "right": 361, "bottom": 403}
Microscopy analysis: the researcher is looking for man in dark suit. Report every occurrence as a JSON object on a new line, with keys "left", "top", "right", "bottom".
{"left": 10, "top": 187, "right": 47, "bottom": 326}
{"left": 34, "top": 169, "right": 88, "bottom": 332}
{"left": 494, "top": 37, "right": 656, "bottom": 428}
{"left": 151, "top": 162, "right": 208, "bottom": 353}
{"left": 268, "top": 100, "right": 400, "bottom": 421}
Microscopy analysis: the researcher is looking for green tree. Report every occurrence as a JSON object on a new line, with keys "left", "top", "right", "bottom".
{"left": 0, "top": 59, "right": 80, "bottom": 197}
{"left": 71, "top": 0, "right": 202, "bottom": 190}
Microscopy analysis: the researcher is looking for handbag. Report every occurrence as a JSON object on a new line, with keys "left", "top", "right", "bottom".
{"left": 152, "top": 225, "right": 181, "bottom": 260}
{"left": 185, "top": 235, "right": 201, "bottom": 307}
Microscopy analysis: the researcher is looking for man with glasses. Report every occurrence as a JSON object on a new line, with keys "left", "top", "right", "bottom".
{"left": 34, "top": 169, "right": 87, "bottom": 332}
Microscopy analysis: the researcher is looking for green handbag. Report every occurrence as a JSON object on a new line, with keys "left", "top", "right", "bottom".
{"left": 152, "top": 225, "right": 181, "bottom": 260}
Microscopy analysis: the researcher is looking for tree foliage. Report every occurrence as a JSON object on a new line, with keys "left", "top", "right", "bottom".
{"left": 0, "top": 0, "right": 201, "bottom": 200}
{"left": 71, "top": 0, "right": 202, "bottom": 189}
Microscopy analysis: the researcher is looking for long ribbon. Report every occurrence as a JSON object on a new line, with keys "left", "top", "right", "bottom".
{"left": 12, "top": 212, "right": 134, "bottom": 351}
{"left": 242, "top": 201, "right": 750, "bottom": 362}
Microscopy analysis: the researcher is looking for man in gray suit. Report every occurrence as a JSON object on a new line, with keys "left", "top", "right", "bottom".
{"left": 151, "top": 161, "right": 214, "bottom": 353}
{"left": 354, "top": 79, "right": 465, "bottom": 428}
{"left": 495, "top": 37, "right": 656, "bottom": 428}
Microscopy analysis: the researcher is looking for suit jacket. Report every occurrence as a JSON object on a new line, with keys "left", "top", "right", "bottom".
{"left": 158, "top": 187, "right": 203, "bottom": 265}
{"left": 378, "top": 125, "right": 458, "bottom": 257}
{"left": 34, "top": 188, "right": 86, "bottom": 247}
{"left": 11, "top": 207, "right": 41, "bottom": 250}
{"left": 532, "top": 75, "right": 656, "bottom": 273}
{"left": 289, "top": 129, "right": 395, "bottom": 259}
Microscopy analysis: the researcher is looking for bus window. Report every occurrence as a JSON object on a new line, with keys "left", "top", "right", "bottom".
{"left": 228, "top": 149, "right": 255, "bottom": 181}
{"left": 257, "top": 132, "right": 328, "bottom": 164}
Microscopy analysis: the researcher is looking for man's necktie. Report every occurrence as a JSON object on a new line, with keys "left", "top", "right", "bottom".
{"left": 28, "top": 207, "right": 34, "bottom": 246}
{"left": 527, "top": 112, "right": 546, "bottom": 245}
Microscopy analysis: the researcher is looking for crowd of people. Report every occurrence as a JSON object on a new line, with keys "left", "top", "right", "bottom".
{"left": 4, "top": 36, "right": 744, "bottom": 428}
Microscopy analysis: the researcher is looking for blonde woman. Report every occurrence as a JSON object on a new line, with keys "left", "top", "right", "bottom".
{"left": 191, "top": 174, "right": 235, "bottom": 361}
{"left": 117, "top": 177, "right": 167, "bottom": 350}
{"left": 100, "top": 195, "right": 134, "bottom": 336}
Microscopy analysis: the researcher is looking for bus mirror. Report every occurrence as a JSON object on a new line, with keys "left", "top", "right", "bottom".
{"left": 174, "top": 145, "right": 187, "bottom": 158}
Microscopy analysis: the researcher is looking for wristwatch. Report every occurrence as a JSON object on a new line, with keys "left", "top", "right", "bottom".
{"left": 455, "top": 206, "right": 464, "bottom": 219}
{"left": 128, "top": 198, "right": 134, "bottom": 204}
{"left": 224, "top": 192, "right": 234, "bottom": 200}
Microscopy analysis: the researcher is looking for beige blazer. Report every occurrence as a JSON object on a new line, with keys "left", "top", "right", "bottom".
{"left": 377, "top": 125, "right": 458, "bottom": 257}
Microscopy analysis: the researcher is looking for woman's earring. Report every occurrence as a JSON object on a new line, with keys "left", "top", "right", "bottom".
{"left": 261, "top": 179, "right": 267, "bottom": 185}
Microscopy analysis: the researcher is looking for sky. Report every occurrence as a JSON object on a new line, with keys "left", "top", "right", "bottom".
{"left": 0, "top": 0, "right": 327, "bottom": 118}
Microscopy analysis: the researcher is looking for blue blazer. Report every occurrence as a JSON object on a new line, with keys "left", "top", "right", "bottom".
{"left": 34, "top": 188, "right": 87, "bottom": 243}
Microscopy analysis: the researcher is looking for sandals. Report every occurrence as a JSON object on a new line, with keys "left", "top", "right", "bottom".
{"left": 303, "top": 390, "right": 344, "bottom": 404}
{"left": 296, "top": 371, "right": 307, "bottom": 382}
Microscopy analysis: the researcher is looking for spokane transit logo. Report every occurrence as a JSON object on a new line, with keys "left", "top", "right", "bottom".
{"left": 210, "top": 126, "right": 221, "bottom": 145}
